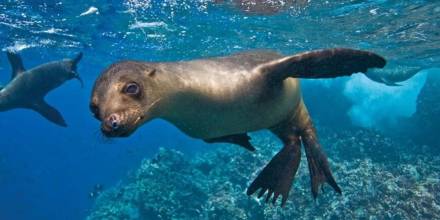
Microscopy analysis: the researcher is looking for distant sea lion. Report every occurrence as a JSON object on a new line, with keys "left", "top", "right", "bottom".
{"left": 365, "top": 63, "right": 421, "bottom": 86}
{"left": 0, "top": 51, "right": 83, "bottom": 126}
{"left": 90, "top": 48, "right": 386, "bottom": 206}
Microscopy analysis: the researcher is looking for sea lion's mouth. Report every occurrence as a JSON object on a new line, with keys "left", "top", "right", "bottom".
{"left": 101, "top": 114, "right": 144, "bottom": 138}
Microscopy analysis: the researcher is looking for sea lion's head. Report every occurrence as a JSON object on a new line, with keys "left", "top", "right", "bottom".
{"left": 90, "top": 61, "right": 161, "bottom": 137}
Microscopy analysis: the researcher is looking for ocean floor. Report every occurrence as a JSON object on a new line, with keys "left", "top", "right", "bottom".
{"left": 87, "top": 126, "right": 440, "bottom": 219}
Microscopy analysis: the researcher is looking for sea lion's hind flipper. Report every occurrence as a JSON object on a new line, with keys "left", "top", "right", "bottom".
{"left": 29, "top": 100, "right": 67, "bottom": 127}
{"left": 6, "top": 50, "right": 26, "bottom": 80}
{"left": 302, "top": 128, "right": 341, "bottom": 198}
{"left": 204, "top": 133, "right": 255, "bottom": 151}
{"left": 246, "top": 135, "right": 301, "bottom": 206}
{"left": 256, "top": 48, "right": 386, "bottom": 81}
{"left": 71, "top": 52, "right": 83, "bottom": 71}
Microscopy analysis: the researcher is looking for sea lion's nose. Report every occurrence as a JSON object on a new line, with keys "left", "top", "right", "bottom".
{"left": 104, "top": 113, "right": 120, "bottom": 131}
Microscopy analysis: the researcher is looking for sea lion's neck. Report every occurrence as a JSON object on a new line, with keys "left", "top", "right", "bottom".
{"left": 151, "top": 62, "right": 198, "bottom": 120}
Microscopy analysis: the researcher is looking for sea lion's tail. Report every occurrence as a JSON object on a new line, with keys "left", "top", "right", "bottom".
{"left": 294, "top": 101, "right": 341, "bottom": 198}
{"left": 71, "top": 52, "right": 83, "bottom": 70}
{"left": 70, "top": 52, "right": 84, "bottom": 88}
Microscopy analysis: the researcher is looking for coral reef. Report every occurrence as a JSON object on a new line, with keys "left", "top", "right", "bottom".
{"left": 87, "top": 127, "right": 440, "bottom": 219}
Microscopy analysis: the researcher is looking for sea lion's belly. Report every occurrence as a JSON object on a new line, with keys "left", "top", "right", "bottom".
{"left": 165, "top": 77, "right": 301, "bottom": 139}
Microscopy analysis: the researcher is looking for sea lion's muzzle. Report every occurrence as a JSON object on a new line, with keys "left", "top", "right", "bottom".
{"left": 100, "top": 112, "right": 143, "bottom": 137}
{"left": 104, "top": 113, "right": 120, "bottom": 130}
{"left": 101, "top": 113, "right": 125, "bottom": 137}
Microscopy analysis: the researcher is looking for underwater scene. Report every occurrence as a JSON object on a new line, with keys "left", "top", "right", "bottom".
{"left": 0, "top": 0, "right": 439, "bottom": 219}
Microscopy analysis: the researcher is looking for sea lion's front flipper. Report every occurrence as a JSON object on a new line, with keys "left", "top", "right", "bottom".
{"left": 204, "top": 133, "right": 256, "bottom": 151}
{"left": 256, "top": 48, "right": 386, "bottom": 81}
{"left": 30, "top": 100, "right": 67, "bottom": 127}
{"left": 247, "top": 133, "right": 301, "bottom": 206}
{"left": 6, "top": 50, "right": 26, "bottom": 80}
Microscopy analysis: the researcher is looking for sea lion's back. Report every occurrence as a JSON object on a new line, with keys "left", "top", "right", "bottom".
{"left": 173, "top": 51, "right": 283, "bottom": 92}
{"left": 170, "top": 50, "right": 283, "bottom": 86}
{"left": 203, "top": 50, "right": 283, "bottom": 71}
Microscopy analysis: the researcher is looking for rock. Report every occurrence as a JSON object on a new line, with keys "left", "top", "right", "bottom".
{"left": 87, "top": 128, "right": 440, "bottom": 219}
{"left": 406, "top": 71, "right": 440, "bottom": 146}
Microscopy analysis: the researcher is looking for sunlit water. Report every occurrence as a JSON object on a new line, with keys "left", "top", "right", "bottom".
{"left": 0, "top": 0, "right": 439, "bottom": 219}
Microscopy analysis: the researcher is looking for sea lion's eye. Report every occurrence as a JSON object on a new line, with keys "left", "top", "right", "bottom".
{"left": 124, "top": 83, "right": 140, "bottom": 95}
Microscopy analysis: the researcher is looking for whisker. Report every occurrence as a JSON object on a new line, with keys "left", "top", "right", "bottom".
{"left": 143, "top": 97, "right": 162, "bottom": 114}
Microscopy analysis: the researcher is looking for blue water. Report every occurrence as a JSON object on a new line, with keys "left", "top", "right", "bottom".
{"left": 0, "top": 0, "right": 439, "bottom": 219}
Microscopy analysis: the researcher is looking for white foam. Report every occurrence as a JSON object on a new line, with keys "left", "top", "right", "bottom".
{"left": 343, "top": 70, "right": 428, "bottom": 128}
{"left": 41, "top": 28, "right": 60, "bottom": 34}
{"left": 4, "top": 41, "right": 37, "bottom": 52}
{"left": 147, "top": 34, "right": 165, "bottom": 38}
{"left": 32, "top": 28, "right": 75, "bottom": 38}
{"left": 124, "top": 0, "right": 152, "bottom": 11}
{"left": 129, "top": 21, "right": 167, "bottom": 29}
{"left": 0, "top": 21, "right": 21, "bottom": 29}
{"left": 79, "top": 6, "right": 99, "bottom": 17}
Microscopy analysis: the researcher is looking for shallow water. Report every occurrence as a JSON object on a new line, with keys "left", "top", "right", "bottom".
{"left": 0, "top": 0, "right": 439, "bottom": 219}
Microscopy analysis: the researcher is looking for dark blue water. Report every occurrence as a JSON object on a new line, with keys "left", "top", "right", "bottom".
{"left": 0, "top": 1, "right": 439, "bottom": 219}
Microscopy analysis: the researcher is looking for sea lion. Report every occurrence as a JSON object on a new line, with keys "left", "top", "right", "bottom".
{"left": 0, "top": 50, "right": 83, "bottom": 127}
{"left": 365, "top": 62, "right": 421, "bottom": 86}
{"left": 90, "top": 48, "right": 386, "bottom": 206}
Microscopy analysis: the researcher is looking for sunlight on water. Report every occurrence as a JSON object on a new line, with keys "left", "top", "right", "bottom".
{"left": 1, "top": 1, "right": 438, "bottom": 64}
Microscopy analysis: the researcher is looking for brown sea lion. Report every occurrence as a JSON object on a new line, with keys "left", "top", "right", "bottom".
{"left": 0, "top": 51, "right": 83, "bottom": 127}
{"left": 90, "top": 48, "right": 386, "bottom": 206}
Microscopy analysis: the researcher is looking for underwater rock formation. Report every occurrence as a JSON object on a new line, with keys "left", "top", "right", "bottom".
{"left": 405, "top": 72, "right": 440, "bottom": 146}
{"left": 88, "top": 126, "right": 440, "bottom": 219}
